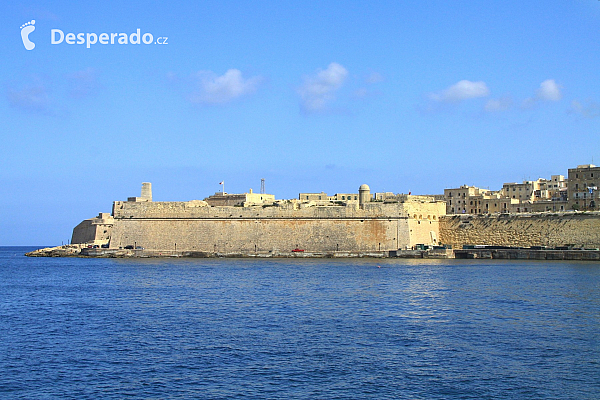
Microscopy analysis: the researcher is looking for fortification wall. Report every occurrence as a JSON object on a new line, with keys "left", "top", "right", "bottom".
{"left": 440, "top": 212, "right": 600, "bottom": 249}
{"left": 112, "top": 200, "right": 414, "bottom": 219}
{"left": 108, "top": 200, "right": 445, "bottom": 252}
{"left": 71, "top": 219, "right": 97, "bottom": 244}
{"left": 109, "top": 218, "right": 405, "bottom": 252}
{"left": 71, "top": 214, "right": 113, "bottom": 244}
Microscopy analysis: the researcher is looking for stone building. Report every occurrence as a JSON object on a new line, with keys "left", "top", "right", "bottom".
{"left": 332, "top": 192, "right": 359, "bottom": 202}
{"left": 445, "top": 173, "right": 569, "bottom": 215}
{"left": 297, "top": 189, "right": 368, "bottom": 204}
{"left": 568, "top": 164, "right": 599, "bottom": 210}
{"left": 444, "top": 185, "right": 490, "bottom": 214}
{"left": 502, "top": 180, "right": 542, "bottom": 202}
{"left": 298, "top": 192, "right": 329, "bottom": 202}
{"left": 204, "top": 189, "right": 275, "bottom": 207}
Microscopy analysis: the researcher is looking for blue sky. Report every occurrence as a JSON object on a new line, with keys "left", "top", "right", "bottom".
{"left": 1, "top": 0, "right": 599, "bottom": 245}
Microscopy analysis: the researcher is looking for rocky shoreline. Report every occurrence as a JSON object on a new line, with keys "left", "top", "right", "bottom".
{"left": 25, "top": 245, "right": 453, "bottom": 259}
{"left": 25, "top": 245, "right": 600, "bottom": 261}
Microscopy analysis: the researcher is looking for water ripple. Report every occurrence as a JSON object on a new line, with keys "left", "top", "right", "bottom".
{"left": 1, "top": 249, "right": 599, "bottom": 399}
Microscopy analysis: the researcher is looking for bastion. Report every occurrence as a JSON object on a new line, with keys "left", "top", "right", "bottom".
{"left": 70, "top": 183, "right": 446, "bottom": 255}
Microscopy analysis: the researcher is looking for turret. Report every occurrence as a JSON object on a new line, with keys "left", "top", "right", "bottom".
{"left": 359, "top": 184, "right": 371, "bottom": 208}
{"left": 141, "top": 182, "right": 152, "bottom": 201}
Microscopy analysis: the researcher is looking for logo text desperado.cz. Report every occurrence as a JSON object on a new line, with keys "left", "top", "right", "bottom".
{"left": 51, "top": 29, "right": 167, "bottom": 48}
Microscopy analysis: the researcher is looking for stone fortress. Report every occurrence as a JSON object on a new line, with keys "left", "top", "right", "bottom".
{"left": 72, "top": 183, "right": 446, "bottom": 255}
{"left": 60, "top": 162, "right": 600, "bottom": 258}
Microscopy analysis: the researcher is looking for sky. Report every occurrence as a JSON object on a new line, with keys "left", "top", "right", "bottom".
{"left": 1, "top": 0, "right": 599, "bottom": 245}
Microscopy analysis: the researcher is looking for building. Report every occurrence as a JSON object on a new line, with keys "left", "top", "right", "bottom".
{"left": 501, "top": 180, "right": 544, "bottom": 203}
{"left": 298, "top": 192, "right": 329, "bottom": 202}
{"left": 444, "top": 185, "right": 490, "bottom": 214}
{"left": 298, "top": 190, "right": 367, "bottom": 204}
{"left": 568, "top": 164, "right": 600, "bottom": 210}
{"left": 204, "top": 189, "right": 275, "bottom": 207}
{"left": 331, "top": 193, "right": 359, "bottom": 202}
{"left": 445, "top": 173, "right": 570, "bottom": 215}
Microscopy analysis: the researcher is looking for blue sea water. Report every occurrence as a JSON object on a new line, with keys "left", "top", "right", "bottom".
{"left": 1, "top": 247, "right": 599, "bottom": 399}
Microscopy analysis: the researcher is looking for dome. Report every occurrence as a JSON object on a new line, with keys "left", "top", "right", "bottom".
{"left": 359, "top": 184, "right": 370, "bottom": 191}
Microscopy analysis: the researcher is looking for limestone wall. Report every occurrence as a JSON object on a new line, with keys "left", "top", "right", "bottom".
{"left": 109, "top": 218, "right": 404, "bottom": 252}
{"left": 112, "top": 200, "right": 413, "bottom": 219}
{"left": 107, "top": 200, "right": 445, "bottom": 252}
{"left": 440, "top": 212, "right": 600, "bottom": 249}
{"left": 71, "top": 213, "right": 113, "bottom": 244}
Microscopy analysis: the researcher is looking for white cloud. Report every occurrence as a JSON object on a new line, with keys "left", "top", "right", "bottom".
{"left": 189, "top": 69, "right": 262, "bottom": 105}
{"left": 523, "top": 79, "right": 563, "bottom": 108}
{"left": 570, "top": 99, "right": 600, "bottom": 118}
{"left": 429, "top": 80, "right": 490, "bottom": 103}
{"left": 298, "top": 62, "right": 348, "bottom": 112}
{"left": 484, "top": 96, "right": 512, "bottom": 112}
{"left": 536, "top": 79, "right": 562, "bottom": 101}
{"left": 7, "top": 84, "right": 51, "bottom": 113}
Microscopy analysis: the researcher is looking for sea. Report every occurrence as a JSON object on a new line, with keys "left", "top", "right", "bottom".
{"left": 1, "top": 246, "right": 599, "bottom": 400}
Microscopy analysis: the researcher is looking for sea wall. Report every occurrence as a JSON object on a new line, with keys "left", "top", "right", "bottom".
{"left": 109, "top": 218, "right": 404, "bottom": 252}
{"left": 439, "top": 212, "right": 600, "bottom": 249}
{"left": 107, "top": 200, "right": 445, "bottom": 252}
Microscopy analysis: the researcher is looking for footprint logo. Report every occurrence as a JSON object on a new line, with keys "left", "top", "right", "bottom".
{"left": 20, "top": 20, "right": 36, "bottom": 50}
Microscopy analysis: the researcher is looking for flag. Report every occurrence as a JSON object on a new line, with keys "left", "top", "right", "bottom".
{"left": 219, "top": 181, "right": 224, "bottom": 185}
